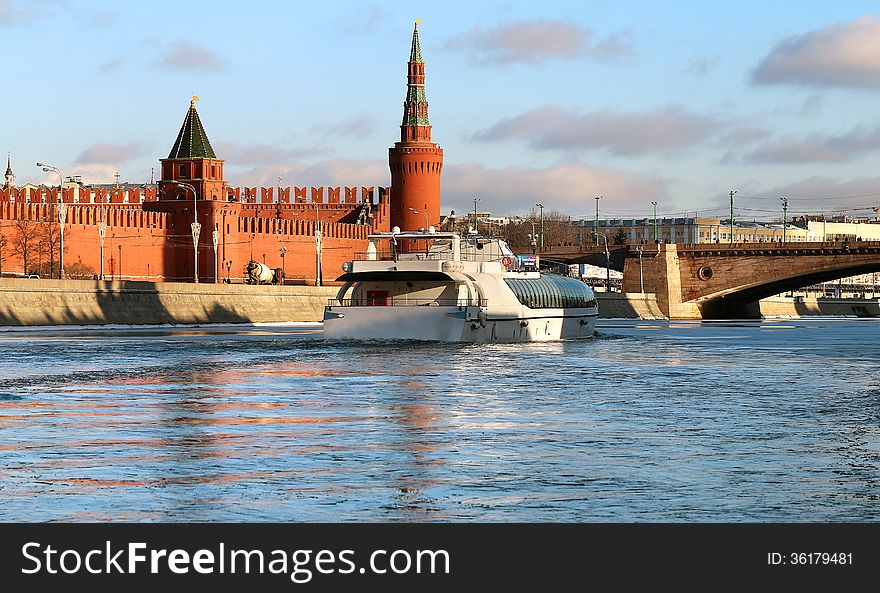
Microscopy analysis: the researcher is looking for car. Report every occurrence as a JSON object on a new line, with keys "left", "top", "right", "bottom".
{"left": 25, "top": 274, "right": 40, "bottom": 279}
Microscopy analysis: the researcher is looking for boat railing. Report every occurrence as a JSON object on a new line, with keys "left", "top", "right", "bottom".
{"left": 328, "top": 298, "right": 487, "bottom": 307}
{"left": 353, "top": 250, "right": 507, "bottom": 263}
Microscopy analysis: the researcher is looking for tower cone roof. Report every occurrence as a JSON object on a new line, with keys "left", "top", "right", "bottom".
{"left": 167, "top": 98, "right": 217, "bottom": 159}
{"left": 410, "top": 21, "right": 423, "bottom": 62}
{"left": 402, "top": 21, "right": 430, "bottom": 128}
{"left": 5, "top": 153, "right": 12, "bottom": 177}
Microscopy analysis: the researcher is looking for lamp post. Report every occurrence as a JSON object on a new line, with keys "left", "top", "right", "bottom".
{"left": 516, "top": 216, "right": 537, "bottom": 255}
{"left": 279, "top": 246, "right": 287, "bottom": 284}
{"left": 598, "top": 232, "right": 611, "bottom": 292}
{"left": 37, "top": 162, "right": 66, "bottom": 278}
{"left": 98, "top": 220, "right": 106, "bottom": 280}
{"left": 169, "top": 180, "right": 199, "bottom": 282}
{"left": 729, "top": 189, "right": 737, "bottom": 244}
{"left": 637, "top": 245, "right": 644, "bottom": 293}
{"left": 651, "top": 201, "right": 658, "bottom": 243}
{"left": 314, "top": 206, "right": 323, "bottom": 286}
{"left": 535, "top": 203, "right": 544, "bottom": 250}
{"left": 780, "top": 197, "right": 788, "bottom": 243}
{"left": 595, "top": 195, "right": 602, "bottom": 246}
{"left": 212, "top": 228, "right": 219, "bottom": 283}
{"left": 225, "top": 259, "right": 232, "bottom": 283}
{"left": 473, "top": 197, "right": 480, "bottom": 233}
{"left": 408, "top": 207, "right": 428, "bottom": 230}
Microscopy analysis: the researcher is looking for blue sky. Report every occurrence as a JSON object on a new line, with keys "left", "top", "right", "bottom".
{"left": 3, "top": 0, "right": 880, "bottom": 222}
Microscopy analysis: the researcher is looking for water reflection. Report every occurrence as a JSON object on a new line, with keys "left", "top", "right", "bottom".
{"left": 1, "top": 319, "right": 880, "bottom": 521}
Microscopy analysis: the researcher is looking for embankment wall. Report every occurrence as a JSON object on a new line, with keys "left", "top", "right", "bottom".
{"left": 0, "top": 278, "right": 337, "bottom": 326}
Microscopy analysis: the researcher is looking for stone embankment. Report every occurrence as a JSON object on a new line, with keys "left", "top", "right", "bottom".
{"left": 0, "top": 279, "right": 873, "bottom": 326}
{"left": 0, "top": 278, "right": 336, "bottom": 326}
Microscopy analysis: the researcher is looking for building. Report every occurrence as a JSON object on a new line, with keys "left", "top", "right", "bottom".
{"left": 805, "top": 220, "right": 880, "bottom": 242}
{"left": 388, "top": 22, "right": 443, "bottom": 232}
{"left": 582, "top": 216, "right": 808, "bottom": 244}
{"left": 0, "top": 24, "right": 438, "bottom": 283}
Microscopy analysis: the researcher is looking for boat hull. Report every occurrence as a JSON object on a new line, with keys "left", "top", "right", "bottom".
{"left": 323, "top": 305, "right": 597, "bottom": 342}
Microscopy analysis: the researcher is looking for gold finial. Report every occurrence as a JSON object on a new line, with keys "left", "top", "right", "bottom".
{"left": 191, "top": 95, "right": 200, "bottom": 106}
{"left": 415, "top": 18, "right": 421, "bottom": 24}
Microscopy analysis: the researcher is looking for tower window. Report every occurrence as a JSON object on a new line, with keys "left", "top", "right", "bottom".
{"left": 180, "top": 165, "right": 188, "bottom": 177}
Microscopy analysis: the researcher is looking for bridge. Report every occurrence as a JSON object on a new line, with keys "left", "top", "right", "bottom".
{"left": 542, "top": 241, "right": 880, "bottom": 319}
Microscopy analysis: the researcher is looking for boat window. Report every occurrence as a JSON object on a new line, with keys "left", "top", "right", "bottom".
{"left": 505, "top": 276, "right": 597, "bottom": 309}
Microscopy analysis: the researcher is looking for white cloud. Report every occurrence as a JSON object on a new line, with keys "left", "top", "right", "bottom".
{"left": 753, "top": 14, "right": 880, "bottom": 88}
{"left": 74, "top": 143, "right": 143, "bottom": 165}
{"left": 442, "top": 162, "right": 668, "bottom": 215}
{"left": 474, "top": 105, "right": 723, "bottom": 156}
{"left": 215, "top": 142, "right": 330, "bottom": 166}
{"left": 444, "top": 20, "right": 632, "bottom": 65}
{"left": 159, "top": 41, "right": 227, "bottom": 72}
{"left": 735, "top": 125, "right": 880, "bottom": 164}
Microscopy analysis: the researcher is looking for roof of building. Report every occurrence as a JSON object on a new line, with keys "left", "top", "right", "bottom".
{"left": 167, "top": 100, "right": 217, "bottom": 160}
{"left": 409, "top": 21, "right": 423, "bottom": 62}
{"left": 403, "top": 22, "right": 430, "bottom": 127}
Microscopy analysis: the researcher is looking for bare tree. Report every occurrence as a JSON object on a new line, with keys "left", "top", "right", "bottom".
{"left": 503, "top": 209, "right": 581, "bottom": 252}
{"left": 10, "top": 219, "right": 41, "bottom": 275}
{"left": 0, "top": 231, "right": 7, "bottom": 275}
{"left": 37, "top": 221, "right": 69, "bottom": 278}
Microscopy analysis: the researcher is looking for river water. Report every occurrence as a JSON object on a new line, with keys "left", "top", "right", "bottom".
{"left": 1, "top": 319, "right": 879, "bottom": 522}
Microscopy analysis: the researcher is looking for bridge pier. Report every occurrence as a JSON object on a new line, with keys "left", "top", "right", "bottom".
{"left": 622, "top": 244, "right": 702, "bottom": 319}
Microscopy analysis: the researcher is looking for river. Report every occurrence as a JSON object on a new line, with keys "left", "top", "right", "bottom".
{"left": 1, "top": 319, "right": 878, "bottom": 521}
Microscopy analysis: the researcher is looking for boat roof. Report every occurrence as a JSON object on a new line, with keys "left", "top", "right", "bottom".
{"left": 369, "top": 231, "right": 460, "bottom": 240}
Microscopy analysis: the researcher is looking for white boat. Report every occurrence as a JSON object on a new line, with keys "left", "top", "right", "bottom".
{"left": 322, "top": 230, "right": 598, "bottom": 342}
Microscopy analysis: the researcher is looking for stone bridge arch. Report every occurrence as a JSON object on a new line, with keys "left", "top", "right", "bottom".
{"left": 621, "top": 241, "right": 880, "bottom": 319}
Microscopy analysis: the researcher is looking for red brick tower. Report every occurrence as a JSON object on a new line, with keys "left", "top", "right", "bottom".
{"left": 158, "top": 98, "right": 227, "bottom": 202}
{"left": 148, "top": 98, "right": 229, "bottom": 282}
{"left": 389, "top": 21, "right": 443, "bottom": 231}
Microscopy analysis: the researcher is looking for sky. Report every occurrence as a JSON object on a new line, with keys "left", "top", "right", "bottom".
{"left": 3, "top": 0, "right": 880, "bottom": 222}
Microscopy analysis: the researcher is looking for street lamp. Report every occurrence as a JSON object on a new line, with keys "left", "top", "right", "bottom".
{"left": 473, "top": 197, "right": 480, "bottom": 233}
{"left": 651, "top": 201, "right": 658, "bottom": 243}
{"left": 780, "top": 197, "right": 788, "bottom": 243}
{"left": 729, "top": 189, "right": 737, "bottom": 244}
{"left": 595, "top": 195, "right": 602, "bottom": 246}
{"left": 598, "top": 232, "right": 611, "bottom": 292}
{"left": 636, "top": 245, "right": 644, "bottom": 293}
{"left": 37, "top": 162, "right": 66, "bottom": 279}
{"left": 408, "top": 207, "right": 428, "bottom": 230}
{"left": 98, "top": 219, "right": 106, "bottom": 280}
{"left": 535, "top": 203, "right": 544, "bottom": 250}
{"left": 212, "top": 228, "right": 219, "bottom": 283}
{"left": 279, "top": 246, "right": 287, "bottom": 284}
{"left": 169, "top": 180, "right": 200, "bottom": 282}
{"left": 515, "top": 215, "right": 537, "bottom": 255}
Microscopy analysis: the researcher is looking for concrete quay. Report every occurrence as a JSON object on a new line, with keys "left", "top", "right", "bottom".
{"left": 0, "top": 278, "right": 875, "bottom": 326}
{"left": 0, "top": 278, "right": 336, "bottom": 326}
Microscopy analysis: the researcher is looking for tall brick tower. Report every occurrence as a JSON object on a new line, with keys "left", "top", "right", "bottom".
{"left": 158, "top": 98, "right": 227, "bottom": 202}
{"left": 389, "top": 21, "right": 443, "bottom": 231}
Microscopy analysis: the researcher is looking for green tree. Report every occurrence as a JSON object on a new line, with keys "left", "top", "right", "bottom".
{"left": 613, "top": 226, "right": 628, "bottom": 245}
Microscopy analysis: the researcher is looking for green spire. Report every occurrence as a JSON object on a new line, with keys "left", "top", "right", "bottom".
{"left": 167, "top": 99, "right": 217, "bottom": 159}
{"left": 410, "top": 21, "right": 422, "bottom": 62}
{"left": 402, "top": 21, "right": 430, "bottom": 128}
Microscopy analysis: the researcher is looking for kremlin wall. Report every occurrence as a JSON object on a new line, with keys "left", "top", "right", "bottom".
{"left": 0, "top": 23, "right": 441, "bottom": 287}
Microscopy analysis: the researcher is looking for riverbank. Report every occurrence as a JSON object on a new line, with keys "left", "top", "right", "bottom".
{"left": 0, "top": 278, "right": 336, "bottom": 326}
{"left": 0, "top": 278, "right": 876, "bottom": 326}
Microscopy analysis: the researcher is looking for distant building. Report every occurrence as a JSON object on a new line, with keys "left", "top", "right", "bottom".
{"left": 580, "top": 216, "right": 808, "bottom": 244}
{"left": 805, "top": 220, "right": 880, "bottom": 242}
